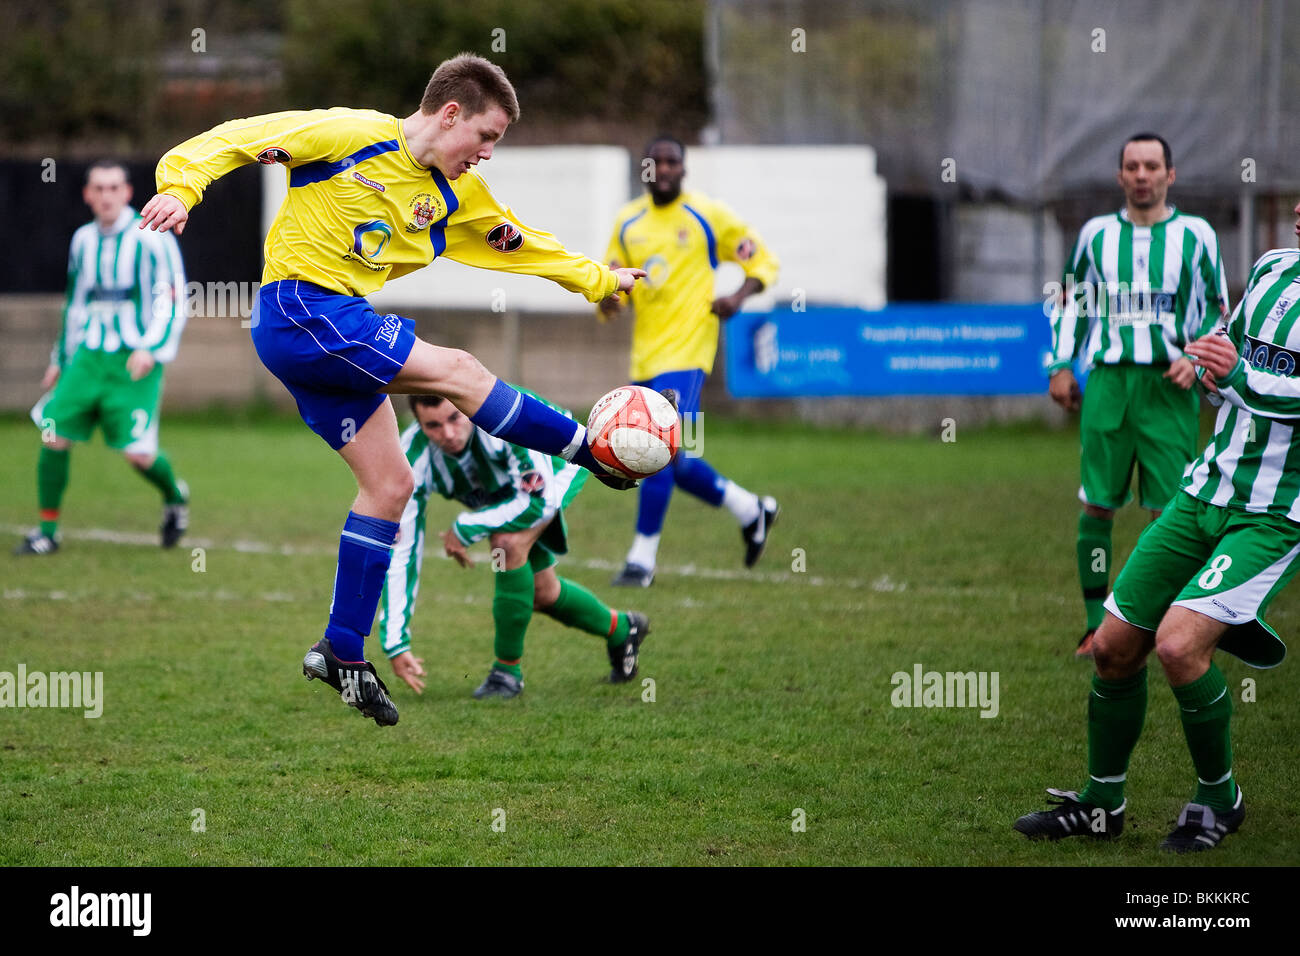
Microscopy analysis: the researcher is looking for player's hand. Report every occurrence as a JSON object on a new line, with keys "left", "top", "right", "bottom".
{"left": 711, "top": 293, "right": 744, "bottom": 320}
{"left": 598, "top": 295, "right": 624, "bottom": 322}
{"left": 1048, "top": 369, "right": 1082, "bottom": 412}
{"left": 1184, "top": 333, "right": 1241, "bottom": 382}
{"left": 441, "top": 529, "right": 474, "bottom": 568}
{"left": 1163, "top": 356, "right": 1197, "bottom": 390}
{"left": 612, "top": 267, "right": 646, "bottom": 294}
{"left": 40, "top": 364, "right": 61, "bottom": 390}
{"left": 391, "top": 651, "right": 426, "bottom": 694}
{"left": 126, "top": 349, "right": 156, "bottom": 381}
{"left": 590, "top": 468, "right": 639, "bottom": 491}
{"left": 138, "top": 193, "right": 189, "bottom": 235}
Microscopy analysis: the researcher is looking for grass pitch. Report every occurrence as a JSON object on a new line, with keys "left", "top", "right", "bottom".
{"left": 1, "top": 411, "right": 1297, "bottom": 866}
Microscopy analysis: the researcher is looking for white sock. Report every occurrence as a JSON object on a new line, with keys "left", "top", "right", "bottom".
{"left": 626, "top": 533, "right": 660, "bottom": 571}
{"left": 722, "top": 480, "right": 761, "bottom": 526}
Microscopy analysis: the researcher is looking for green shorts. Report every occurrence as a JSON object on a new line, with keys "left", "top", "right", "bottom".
{"left": 526, "top": 469, "right": 588, "bottom": 573}
{"left": 1106, "top": 490, "right": 1296, "bottom": 667}
{"left": 1079, "top": 363, "right": 1199, "bottom": 512}
{"left": 30, "top": 348, "right": 165, "bottom": 455}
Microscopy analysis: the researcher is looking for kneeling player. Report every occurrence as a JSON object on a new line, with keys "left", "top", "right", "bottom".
{"left": 379, "top": 394, "right": 650, "bottom": 699}
{"left": 1015, "top": 235, "right": 1300, "bottom": 852}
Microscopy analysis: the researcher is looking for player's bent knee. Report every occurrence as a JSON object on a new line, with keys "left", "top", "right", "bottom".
{"left": 1083, "top": 503, "right": 1115, "bottom": 520}
{"left": 380, "top": 469, "right": 416, "bottom": 509}
{"left": 1092, "top": 618, "right": 1150, "bottom": 675}
{"left": 488, "top": 534, "right": 529, "bottom": 568}
{"left": 1154, "top": 627, "right": 1198, "bottom": 674}
{"left": 43, "top": 436, "right": 72, "bottom": 451}
{"left": 533, "top": 580, "right": 560, "bottom": 609}
{"left": 124, "top": 451, "right": 155, "bottom": 469}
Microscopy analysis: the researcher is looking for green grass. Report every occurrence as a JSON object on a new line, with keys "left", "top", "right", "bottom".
{"left": 1, "top": 412, "right": 1297, "bottom": 865}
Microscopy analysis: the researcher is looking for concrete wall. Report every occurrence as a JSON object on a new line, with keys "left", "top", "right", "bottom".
{"left": 1, "top": 293, "right": 1061, "bottom": 430}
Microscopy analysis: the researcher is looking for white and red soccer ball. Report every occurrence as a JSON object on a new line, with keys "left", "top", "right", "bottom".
{"left": 586, "top": 385, "right": 681, "bottom": 480}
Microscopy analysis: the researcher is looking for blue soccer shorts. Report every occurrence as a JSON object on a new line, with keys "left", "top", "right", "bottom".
{"left": 251, "top": 279, "right": 418, "bottom": 449}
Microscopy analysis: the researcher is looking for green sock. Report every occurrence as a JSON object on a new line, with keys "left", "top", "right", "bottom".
{"left": 1077, "top": 512, "right": 1113, "bottom": 630}
{"left": 1079, "top": 667, "right": 1147, "bottom": 811}
{"left": 1172, "top": 664, "right": 1237, "bottom": 811}
{"left": 37, "top": 446, "right": 71, "bottom": 537}
{"left": 543, "top": 578, "right": 629, "bottom": 647}
{"left": 134, "top": 451, "right": 187, "bottom": 504}
{"left": 491, "top": 565, "right": 534, "bottom": 678}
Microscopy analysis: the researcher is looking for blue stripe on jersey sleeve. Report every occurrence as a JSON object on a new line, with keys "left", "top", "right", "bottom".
{"left": 290, "top": 139, "right": 401, "bottom": 188}
{"left": 682, "top": 203, "right": 718, "bottom": 269}
{"left": 618, "top": 208, "right": 649, "bottom": 261}
{"left": 428, "top": 167, "right": 460, "bottom": 259}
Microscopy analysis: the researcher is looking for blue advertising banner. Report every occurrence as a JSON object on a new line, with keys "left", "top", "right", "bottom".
{"left": 725, "top": 303, "right": 1052, "bottom": 397}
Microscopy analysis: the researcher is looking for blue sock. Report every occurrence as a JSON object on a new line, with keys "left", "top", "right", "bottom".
{"left": 635, "top": 466, "right": 675, "bottom": 535}
{"left": 471, "top": 379, "right": 590, "bottom": 465}
{"left": 324, "top": 511, "right": 399, "bottom": 661}
{"left": 673, "top": 454, "right": 726, "bottom": 506}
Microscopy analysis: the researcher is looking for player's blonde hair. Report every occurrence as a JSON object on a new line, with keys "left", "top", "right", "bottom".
{"left": 420, "top": 53, "right": 520, "bottom": 123}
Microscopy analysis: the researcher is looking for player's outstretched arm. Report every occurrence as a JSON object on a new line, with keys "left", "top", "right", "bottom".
{"left": 442, "top": 173, "right": 645, "bottom": 303}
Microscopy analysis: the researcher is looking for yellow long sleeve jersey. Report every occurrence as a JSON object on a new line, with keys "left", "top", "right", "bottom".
{"left": 605, "top": 191, "right": 779, "bottom": 380}
{"left": 156, "top": 107, "right": 619, "bottom": 301}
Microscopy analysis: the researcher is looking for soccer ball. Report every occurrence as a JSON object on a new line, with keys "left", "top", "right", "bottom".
{"left": 586, "top": 385, "right": 681, "bottom": 479}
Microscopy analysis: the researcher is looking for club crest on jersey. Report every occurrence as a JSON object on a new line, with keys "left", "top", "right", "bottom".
{"left": 375, "top": 314, "right": 402, "bottom": 349}
{"left": 256, "top": 147, "right": 292, "bottom": 165}
{"left": 406, "top": 192, "right": 443, "bottom": 233}
{"left": 486, "top": 222, "right": 523, "bottom": 253}
{"left": 352, "top": 171, "right": 385, "bottom": 192}
{"left": 677, "top": 228, "right": 690, "bottom": 246}
{"left": 518, "top": 471, "right": 545, "bottom": 497}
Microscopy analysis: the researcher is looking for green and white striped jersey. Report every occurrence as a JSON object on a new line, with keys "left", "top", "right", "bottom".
{"left": 378, "top": 406, "right": 588, "bottom": 659}
{"left": 1183, "top": 248, "right": 1300, "bottom": 522}
{"left": 1049, "top": 208, "right": 1227, "bottom": 372}
{"left": 53, "top": 206, "right": 188, "bottom": 366}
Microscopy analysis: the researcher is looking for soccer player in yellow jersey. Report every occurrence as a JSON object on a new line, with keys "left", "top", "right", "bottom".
{"left": 601, "top": 136, "right": 780, "bottom": 587}
{"left": 139, "top": 54, "right": 646, "bottom": 726}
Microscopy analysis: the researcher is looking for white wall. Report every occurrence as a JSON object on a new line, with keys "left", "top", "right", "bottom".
{"left": 683, "top": 146, "right": 886, "bottom": 310}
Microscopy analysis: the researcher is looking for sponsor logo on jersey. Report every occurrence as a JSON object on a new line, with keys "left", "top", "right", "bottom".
{"left": 348, "top": 220, "right": 392, "bottom": 269}
{"left": 406, "top": 192, "right": 443, "bottom": 233}
{"left": 352, "top": 171, "right": 385, "bottom": 192}
{"left": 1105, "top": 286, "right": 1175, "bottom": 326}
{"left": 736, "top": 238, "right": 756, "bottom": 261}
{"left": 375, "top": 314, "right": 402, "bottom": 349}
{"left": 643, "top": 253, "right": 669, "bottom": 288}
{"left": 256, "top": 147, "right": 292, "bottom": 165}
{"left": 519, "top": 471, "right": 545, "bottom": 497}
{"left": 485, "top": 222, "right": 523, "bottom": 253}
{"left": 1243, "top": 334, "right": 1300, "bottom": 376}
{"left": 1211, "top": 599, "right": 1239, "bottom": 619}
